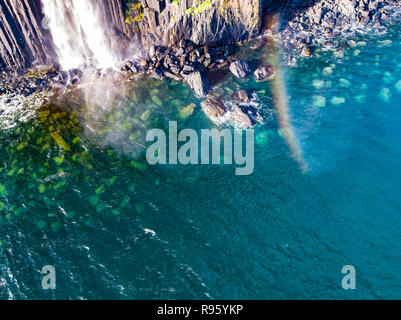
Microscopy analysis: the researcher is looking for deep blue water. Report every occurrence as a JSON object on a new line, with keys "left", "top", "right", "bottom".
{"left": 1, "top": 23, "right": 401, "bottom": 299}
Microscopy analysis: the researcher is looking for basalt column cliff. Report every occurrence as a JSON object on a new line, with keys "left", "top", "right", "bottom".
{"left": 0, "top": 0, "right": 55, "bottom": 70}
{"left": 0, "top": 0, "right": 264, "bottom": 70}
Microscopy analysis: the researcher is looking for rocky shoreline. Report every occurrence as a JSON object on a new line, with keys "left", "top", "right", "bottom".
{"left": 1, "top": 0, "right": 400, "bottom": 129}
{"left": 280, "top": 0, "right": 399, "bottom": 56}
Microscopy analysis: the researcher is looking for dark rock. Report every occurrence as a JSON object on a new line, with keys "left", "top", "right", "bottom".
{"left": 169, "top": 65, "right": 181, "bottom": 75}
{"left": 201, "top": 98, "right": 227, "bottom": 119}
{"left": 188, "top": 52, "right": 199, "bottom": 63}
{"left": 152, "top": 68, "right": 165, "bottom": 80}
{"left": 164, "top": 71, "right": 182, "bottom": 81}
{"left": 156, "top": 46, "right": 170, "bottom": 61}
{"left": 194, "top": 48, "right": 203, "bottom": 57}
{"left": 229, "top": 60, "right": 251, "bottom": 79}
{"left": 0, "top": 0, "right": 58, "bottom": 70}
{"left": 71, "top": 77, "right": 80, "bottom": 85}
{"left": 300, "top": 45, "right": 313, "bottom": 57}
{"left": 278, "top": 0, "right": 397, "bottom": 58}
{"left": 202, "top": 56, "right": 212, "bottom": 67}
{"left": 185, "top": 72, "right": 209, "bottom": 97}
{"left": 251, "top": 37, "right": 267, "bottom": 50}
{"left": 254, "top": 65, "right": 275, "bottom": 81}
{"left": 216, "top": 61, "right": 229, "bottom": 69}
{"left": 182, "top": 64, "right": 195, "bottom": 73}
{"left": 185, "top": 45, "right": 195, "bottom": 53}
{"left": 175, "top": 47, "right": 185, "bottom": 56}
{"left": 179, "top": 39, "right": 194, "bottom": 49}
{"left": 231, "top": 90, "right": 250, "bottom": 103}
{"left": 198, "top": 55, "right": 206, "bottom": 65}
{"left": 240, "top": 105, "right": 264, "bottom": 125}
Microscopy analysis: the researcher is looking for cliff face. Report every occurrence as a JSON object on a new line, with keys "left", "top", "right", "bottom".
{"left": 127, "top": 0, "right": 262, "bottom": 48}
{"left": 0, "top": 0, "right": 265, "bottom": 71}
{"left": 0, "top": 0, "right": 138, "bottom": 71}
{"left": 98, "top": 0, "right": 140, "bottom": 56}
{"left": 0, "top": 0, "right": 55, "bottom": 71}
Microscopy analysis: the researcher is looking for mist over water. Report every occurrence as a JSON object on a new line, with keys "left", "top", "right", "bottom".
{"left": 41, "top": 0, "right": 118, "bottom": 70}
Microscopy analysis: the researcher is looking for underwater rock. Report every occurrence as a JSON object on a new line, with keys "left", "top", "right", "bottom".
{"left": 229, "top": 60, "right": 251, "bottom": 79}
{"left": 178, "top": 103, "right": 196, "bottom": 119}
{"left": 331, "top": 96, "right": 346, "bottom": 105}
{"left": 322, "top": 67, "right": 334, "bottom": 76}
{"left": 312, "top": 95, "right": 327, "bottom": 108}
{"left": 254, "top": 65, "right": 275, "bottom": 81}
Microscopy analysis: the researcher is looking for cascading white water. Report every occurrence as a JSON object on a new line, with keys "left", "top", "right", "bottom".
{"left": 41, "top": 0, "right": 117, "bottom": 70}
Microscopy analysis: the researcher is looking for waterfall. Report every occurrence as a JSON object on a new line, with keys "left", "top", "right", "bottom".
{"left": 41, "top": 0, "right": 118, "bottom": 70}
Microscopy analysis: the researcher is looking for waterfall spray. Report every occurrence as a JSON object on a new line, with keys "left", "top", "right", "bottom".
{"left": 41, "top": 0, "right": 118, "bottom": 70}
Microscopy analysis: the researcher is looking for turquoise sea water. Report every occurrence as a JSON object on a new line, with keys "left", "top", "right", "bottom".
{"left": 1, "top": 23, "right": 401, "bottom": 299}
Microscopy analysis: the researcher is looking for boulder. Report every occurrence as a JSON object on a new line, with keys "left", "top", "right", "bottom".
{"left": 254, "top": 65, "right": 275, "bottom": 81}
{"left": 231, "top": 90, "right": 250, "bottom": 103}
{"left": 178, "top": 103, "right": 196, "bottom": 119}
{"left": 152, "top": 68, "right": 165, "bottom": 80}
{"left": 251, "top": 37, "right": 267, "bottom": 50}
{"left": 229, "top": 106, "right": 255, "bottom": 129}
{"left": 240, "top": 105, "right": 264, "bottom": 125}
{"left": 201, "top": 98, "right": 227, "bottom": 119}
{"left": 182, "top": 64, "right": 195, "bottom": 73}
{"left": 164, "top": 71, "right": 182, "bottom": 81}
{"left": 229, "top": 60, "right": 251, "bottom": 79}
{"left": 300, "top": 45, "right": 312, "bottom": 57}
{"left": 185, "top": 72, "right": 209, "bottom": 97}
{"left": 169, "top": 65, "right": 181, "bottom": 75}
